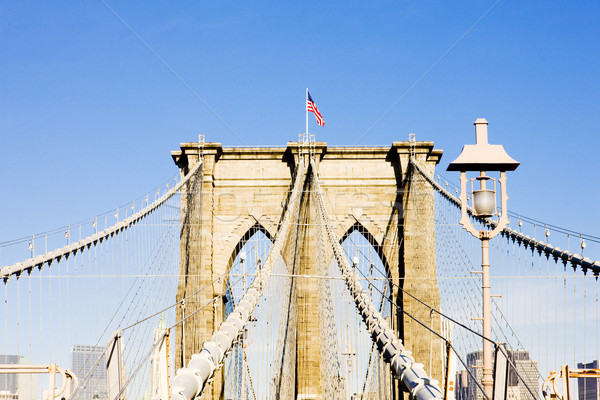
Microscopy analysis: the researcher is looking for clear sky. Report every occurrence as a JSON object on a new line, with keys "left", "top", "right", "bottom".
{"left": 1, "top": 1, "right": 598, "bottom": 250}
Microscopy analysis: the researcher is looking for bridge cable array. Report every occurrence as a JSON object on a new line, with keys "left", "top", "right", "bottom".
{"left": 2, "top": 147, "right": 598, "bottom": 399}
{"left": 310, "top": 157, "right": 445, "bottom": 400}
{"left": 1, "top": 159, "right": 203, "bottom": 399}
{"left": 410, "top": 159, "right": 599, "bottom": 274}
{"left": 169, "top": 157, "right": 308, "bottom": 399}
{"left": 411, "top": 157, "right": 599, "bottom": 398}
{"left": 0, "top": 160, "right": 203, "bottom": 281}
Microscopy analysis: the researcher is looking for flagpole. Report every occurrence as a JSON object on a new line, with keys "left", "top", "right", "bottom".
{"left": 305, "top": 88, "right": 308, "bottom": 137}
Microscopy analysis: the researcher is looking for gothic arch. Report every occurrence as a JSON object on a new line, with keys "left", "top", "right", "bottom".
{"left": 225, "top": 217, "right": 275, "bottom": 264}
{"left": 334, "top": 214, "right": 385, "bottom": 247}
{"left": 221, "top": 221, "right": 275, "bottom": 293}
{"left": 339, "top": 221, "right": 394, "bottom": 290}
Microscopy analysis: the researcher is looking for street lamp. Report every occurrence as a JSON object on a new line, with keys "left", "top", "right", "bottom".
{"left": 447, "top": 118, "right": 519, "bottom": 398}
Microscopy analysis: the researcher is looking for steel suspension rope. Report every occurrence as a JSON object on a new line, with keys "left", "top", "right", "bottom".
{"left": 410, "top": 159, "right": 599, "bottom": 274}
{"left": 170, "top": 157, "right": 307, "bottom": 400}
{"left": 416, "top": 159, "right": 550, "bottom": 396}
{"left": 310, "top": 158, "right": 443, "bottom": 400}
{"left": 1, "top": 160, "right": 203, "bottom": 280}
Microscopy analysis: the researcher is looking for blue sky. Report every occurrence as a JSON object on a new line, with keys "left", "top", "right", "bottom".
{"left": 1, "top": 1, "right": 598, "bottom": 247}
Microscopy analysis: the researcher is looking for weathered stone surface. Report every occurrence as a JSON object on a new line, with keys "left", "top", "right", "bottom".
{"left": 171, "top": 140, "right": 443, "bottom": 399}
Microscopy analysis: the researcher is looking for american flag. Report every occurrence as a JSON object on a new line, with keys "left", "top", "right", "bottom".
{"left": 307, "top": 92, "right": 325, "bottom": 126}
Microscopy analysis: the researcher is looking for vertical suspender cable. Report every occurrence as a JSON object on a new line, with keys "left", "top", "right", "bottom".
{"left": 40, "top": 257, "right": 43, "bottom": 365}
{"left": 530, "top": 245, "right": 535, "bottom": 365}
{"left": 67, "top": 227, "right": 71, "bottom": 353}
{"left": 584, "top": 270, "right": 587, "bottom": 369}
{"left": 545, "top": 241, "right": 550, "bottom": 375}
{"left": 554, "top": 256, "right": 558, "bottom": 375}
{"left": 17, "top": 276, "right": 20, "bottom": 361}
{"left": 4, "top": 283, "right": 7, "bottom": 365}
{"left": 538, "top": 249, "right": 542, "bottom": 370}
{"left": 573, "top": 264, "right": 576, "bottom": 367}
{"left": 74, "top": 228, "right": 78, "bottom": 350}
{"left": 28, "top": 271, "right": 32, "bottom": 361}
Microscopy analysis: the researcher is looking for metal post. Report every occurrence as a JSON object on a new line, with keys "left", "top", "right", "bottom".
{"left": 561, "top": 365, "right": 571, "bottom": 400}
{"left": 107, "top": 331, "right": 126, "bottom": 400}
{"left": 445, "top": 342, "right": 457, "bottom": 400}
{"left": 241, "top": 338, "right": 247, "bottom": 400}
{"left": 446, "top": 119, "right": 520, "bottom": 399}
{"left": 181, "top": 299, "right": 186, "bottom": 364}
{"left": 305, "top": 88, "right": 308, "bottom": 136}
{"left": 48, "top": 363, "right": 56, "bottom": 400}
{"left": 481, "top": 238, "right": 493, "bottom": 398}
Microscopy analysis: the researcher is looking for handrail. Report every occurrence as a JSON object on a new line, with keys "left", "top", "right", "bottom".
{"left": 542, "top": 365, "right": 600, "bottom": 400}
{"left": 0, "top": 363, "right": 77, "bottom": 399}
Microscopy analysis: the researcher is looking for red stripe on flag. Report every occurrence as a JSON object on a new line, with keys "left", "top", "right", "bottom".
{"left": 307, "top": 100, "right": 325, "bottom": 126}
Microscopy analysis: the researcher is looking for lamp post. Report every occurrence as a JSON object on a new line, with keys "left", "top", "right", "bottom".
{"left": 447, "top": 118, "right": 519, "bottom": 398}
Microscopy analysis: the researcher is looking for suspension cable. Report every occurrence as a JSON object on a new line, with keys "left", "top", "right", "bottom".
{"left": 346, "top": 229, "right": 495, "bottom": 345}
{"left": 410, "top": 159, "right": 599, "bottom": 273}
{"left": 121, "top": 269, "right": 231, "bottom": 332}
{"left": 1, "top": 160, "right": 204, "bottom": 280}
{"left": 170, "top": 157, "right": 308, "bottom": 400}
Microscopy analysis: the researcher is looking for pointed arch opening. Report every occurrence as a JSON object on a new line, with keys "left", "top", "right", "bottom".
{"left": 226, "top": 222, "right": 274, "bottom": 279}
{"left": 223, "top": 222, "right": 291, "bottom": 399}
{"left": 340, "top": 222, "right": 393, "bottom": 292}
{"left": 330, "top": 222, "right": 395, "bottom": 399}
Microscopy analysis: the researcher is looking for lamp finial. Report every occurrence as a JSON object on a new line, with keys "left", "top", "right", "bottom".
{"left": 475, "top": 118, "right": 488, "bottom": 145}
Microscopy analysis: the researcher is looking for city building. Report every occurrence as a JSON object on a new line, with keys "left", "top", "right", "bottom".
{"left": 71, "top": 345, "right": 108, "bottom": 400}
{"left": 0, "top": 355, "right": 38, "bottom": 400}
{"left": 456, "top": 369, "right": 469, "bottom": 400}
{"left": 577, "top": 360, "right": 600, "bottom": 400}
{"left": 456, "top": 349, "right": 539, "bottom": 400}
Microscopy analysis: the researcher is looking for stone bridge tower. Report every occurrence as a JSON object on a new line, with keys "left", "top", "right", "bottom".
{"left": 171, "top": 140, "right": 443, "bottom": 399}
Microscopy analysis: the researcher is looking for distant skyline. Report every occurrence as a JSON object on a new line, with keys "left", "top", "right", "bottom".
{"left": 1, "top": 1, "right": 598, "bottom": 252}
{"left": 0, "top": 355, "right": 38, "bottom": 400}
{"left": 71, "top": 344, "right": 108, "bottom": 400}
